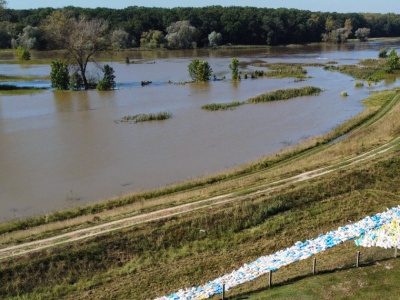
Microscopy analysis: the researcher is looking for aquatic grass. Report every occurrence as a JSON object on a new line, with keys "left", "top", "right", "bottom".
{"left": 120, "top": 111, "right": 172, "bottom": 123}
{"left": 247, "top": 86, "right": 322, "bottom": 103}
{"left": 323, "top": 58, "right": 387, "bottom": 82}
{"left": 341, "top": 91, "right": 348, "bottom": 97}
{"left": 0, "top": 84, "right": 47, "bottom": 95}
{"left": 250, "top": 62, "right": 323, "bottom": 79}
{"left": 0, "top": 75, "right": 50, "bottom": 82}
{"left": 354, "top": 81, "right": 364, "bottom": 87}
{"left": 0, "top": 84, "right": 45, "bottom": 91}
{"left": 201, "top": 101, "right": 245, "bottom": 111}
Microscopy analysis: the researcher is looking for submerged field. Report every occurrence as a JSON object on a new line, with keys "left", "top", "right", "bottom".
{"left": 1, "top": 88, "right": 400, "bottom": 299}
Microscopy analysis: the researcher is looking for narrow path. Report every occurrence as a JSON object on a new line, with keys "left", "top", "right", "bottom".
{"left": 1, "top": 134, "right": 398, "bottom": 261}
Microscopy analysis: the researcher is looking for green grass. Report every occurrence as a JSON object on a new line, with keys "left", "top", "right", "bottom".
{"left": 239, "top": 258, "right": 400, "bottom": 300}
{"left": 247, "top": 86, "right": 322, "bottom": 103}
{"left": 201, "top": 101, "right": 245, "bottom": 111}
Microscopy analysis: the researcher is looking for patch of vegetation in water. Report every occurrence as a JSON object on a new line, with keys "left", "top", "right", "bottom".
{"left": 0, "top": 74, "right": 50, "bottom": 82}
{"left": 323, "top": 58, "right": 387, "bottom": 82}
{"left": 0, "top": 84, "right": 47, "bottom": 95}
{"left": 250, "top": 62, "right": 323, "bottom": 79}
{"left": 247, "top": 86, "right": 323, "bottom": 103}
{"left": 119, "top": 111, "right": 172, "bottom": 123}
{"left": 201, "top": 101, "right": 245, "bottom": 111}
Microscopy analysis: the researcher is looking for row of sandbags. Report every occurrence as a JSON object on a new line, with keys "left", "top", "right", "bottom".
{"left": 155, "top": 205, "right": 400, "bottom": 300}
{"left": 355, "top": 218, "right": 400, "bottom": 248}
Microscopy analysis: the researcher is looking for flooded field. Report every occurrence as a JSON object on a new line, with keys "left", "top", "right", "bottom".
{"left": 1, "top": 40, "right": 400, "bottom": 221}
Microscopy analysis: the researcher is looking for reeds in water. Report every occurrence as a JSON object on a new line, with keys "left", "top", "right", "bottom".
{"left": 247, "top": 86, "right": 322, "bottom": 103}
{"left": 121, "top": 111, "right": 172, "bottom": 123}
{"left": 201, "top": 101, "right": 244, "bottom": 111}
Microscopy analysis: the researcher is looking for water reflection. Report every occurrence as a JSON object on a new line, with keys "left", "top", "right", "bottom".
{"left": 1, "top": 40, "right": 400, "bottom": 221}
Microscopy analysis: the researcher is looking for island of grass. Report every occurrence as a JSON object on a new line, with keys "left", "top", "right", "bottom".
{"left": 323, "top": 58, "right": 388, "bottom": 82}
{"left": 201, "top": 101, "right": 244, "bottom": 111}
{"left": 0, "top": 84, "right": 47, "bottom": 95}
{"left": 120, "top": 111, "right": 172, "bottom": 123}
{"left": 247, "top": 86, "right": 322, "bottom": 103}
{"left": 248, "top": 62, "right": 325, "bottom": 79}
{"left": 202, "top": 86, "right": 322, "bottom": 111}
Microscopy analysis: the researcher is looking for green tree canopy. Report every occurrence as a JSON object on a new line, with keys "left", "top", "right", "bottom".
{"left": 385, "top": 48, "right": 400, "bottom": 73}
{"left": 355, "top": 28, "right": 370, "bottom": 42}
{"left": 140, "top": 30, "right": 165, "bottom": 49}
{"left": 50, "top": 59, "right": 69, "bottom": 90}
{"left": 188, "top": 59, "right": 213, "bottom": 82}
{"left": 229, "top": 57, "right": 240, "bottom": 80}
{"left": 166, "top": 20, "right": 197, "bottom": 49}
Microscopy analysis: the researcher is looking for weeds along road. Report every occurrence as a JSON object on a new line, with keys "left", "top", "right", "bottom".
{"left": 1, "top": 131, "right": 399, "bottom": 261}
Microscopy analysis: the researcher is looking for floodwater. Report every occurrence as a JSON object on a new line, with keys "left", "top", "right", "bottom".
{"left": 1, "top": 40, "right": 400, "bottom": 221}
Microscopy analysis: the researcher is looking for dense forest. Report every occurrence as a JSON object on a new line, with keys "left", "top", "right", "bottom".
{"left": 0, "top": 6, "right": 400, "bottom": 50}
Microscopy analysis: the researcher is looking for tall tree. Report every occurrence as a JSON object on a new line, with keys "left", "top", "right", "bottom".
{"left": 0, "top": 0, "right": 6, "bottom": 9}
{"left": 166, "top": 20, "right": 197, "bottom": 49}
{"left": 110, "top": 29, "right": 129, "bottom": 50}
{"left": 43, "top": 11, "right": 108, "bottom": 89}
{"left": 140, "top": 30, "right": 165, "bottom": 49}
{"left": 208, "top": 31, "right": 222, "bottom": 47}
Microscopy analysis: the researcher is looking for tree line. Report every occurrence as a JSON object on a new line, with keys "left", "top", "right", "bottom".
{"left": 1, "top": 6, "right": 400, "bottom": 50}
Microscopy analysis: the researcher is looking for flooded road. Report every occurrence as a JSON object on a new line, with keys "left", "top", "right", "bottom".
{"left": 1, "top": 40, "right": 400, "bottom": 221}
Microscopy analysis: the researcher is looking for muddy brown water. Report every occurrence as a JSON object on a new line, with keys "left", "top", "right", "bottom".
{"left": 1, "top": 41, "right": 400, "bottom": 221}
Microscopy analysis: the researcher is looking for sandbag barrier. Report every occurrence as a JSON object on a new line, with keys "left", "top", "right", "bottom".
{"left": 155, "top": 205, "right": 400, "bottom": 300}
{"left": 355, "top": 219, "right": 400, "bottom": 248}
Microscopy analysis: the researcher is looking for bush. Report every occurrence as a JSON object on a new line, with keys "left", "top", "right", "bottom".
{"left": 188, "top": 59, "right": 213, "bottom": 82}
{"left": 50, "top": 59, "right": 69, "bottom": 90}
{"left": 229, "top": 58, "right": 240, "bottom": 80}
{"left": 16, "top": 46, "right": 30, "bottom": 61}
{"left": 379, "top": 47, "right": 388, "bottom": 58}
{"left": 97, "top": 64, "right": 116, "bottom": 91}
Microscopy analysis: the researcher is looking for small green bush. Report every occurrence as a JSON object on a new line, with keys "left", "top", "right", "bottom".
{"left": 97, "top": 64, "right": 116, "bottom": 91}
{"left": 354, "top": 81, "right": 364, "bottom": 87}
{"left": 50, "top": 59, "right": 69, "bottom": 90}
{"left": 16, "top": 46, "right": 30, "bottom": 61}
{"left": 188, "top": 59, "right": 213, "bottom": 82}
